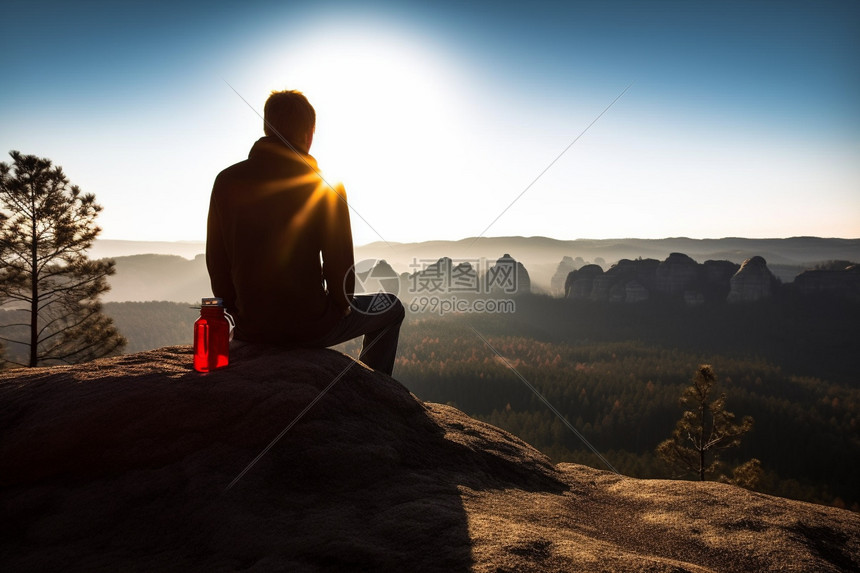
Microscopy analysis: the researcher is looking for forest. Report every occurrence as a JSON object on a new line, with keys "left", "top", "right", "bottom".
{"left": 89, "top": 292, "right": 860, "bottom": 511}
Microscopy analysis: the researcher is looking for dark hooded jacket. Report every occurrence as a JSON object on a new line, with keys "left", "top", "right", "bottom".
{"left": 206, "top": 137, "right": 354, "bottom": 343}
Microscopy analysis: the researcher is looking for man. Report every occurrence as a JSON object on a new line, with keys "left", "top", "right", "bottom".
{"left": 206, "top": 89, "right": 404, "bottom": 376}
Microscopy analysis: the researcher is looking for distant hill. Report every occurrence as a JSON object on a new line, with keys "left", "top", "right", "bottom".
{"left": 356, "top": 236, "right": 860, "bottom": 265}
{"left": 90, "top": 239, "right": 205, "bottom": 260}
{"left": 94, "top": 237, "right": 859, "bottom": 301}
{"left": 104, "top": 254, "right": 210, "bottom": 303}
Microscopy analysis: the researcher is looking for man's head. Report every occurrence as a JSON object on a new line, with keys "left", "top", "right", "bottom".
{"left": 263, "top": 90, "right": 316, "bottom": 153}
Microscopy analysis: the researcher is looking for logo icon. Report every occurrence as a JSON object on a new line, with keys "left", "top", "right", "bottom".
{"left": 347, "top": 259, "right": 401, "bottom": 315}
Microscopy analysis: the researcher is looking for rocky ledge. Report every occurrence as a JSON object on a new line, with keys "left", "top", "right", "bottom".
{"left": 1, "top": 347, "right": 858, "bottom": 572}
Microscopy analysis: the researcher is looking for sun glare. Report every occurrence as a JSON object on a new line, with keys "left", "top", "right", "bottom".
{"left": 235, "top": 27, "right": 476, "bottom": 244}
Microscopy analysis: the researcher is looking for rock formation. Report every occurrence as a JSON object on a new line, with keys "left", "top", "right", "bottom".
{"left": 484, "top": 253, "right": 531, "bottom": 296}
{"left": 564, "top": 264, "right": 603, "bottom": 299}
{"left": 727, "top": 256, "right": 779, "bottom": 303}
{"left": 356, "top": 259, "right": 400, "bottom": 296}
{"left": 702, "top": 259, "right": 741, "bottom": 300}
{"left": 653, "top": 252, "right": 699, "bottom": 296}
{"left": 402, "top": 257, "right": 454, "bottom": 298}
{"left": 624, "top": 279, "right": 649, "bottom": 303}
{"left": 2, "top": 347, "right": 859, "bottom": 572}
{"left": 594, "top": 259, "right": 659, "bottom": 303}
{"left": 452, "top": 261, "right": 479, "bottom": 289}
{"left": 404, "top": 257, "right": 526, "bottom": 300}
{"left": 794, "top": 264, "right": 860, "bottom": 301}
{"left": 588, "top": 266, "right": 614, "bottom": 302}
{"left": 563, "top": 253, "right": 763, "bottom": 305}
{"left": 566, "top": 257, "right": 674, "bottom": 304}
{"left": 550, "top": 256, "right": 578, "bottom": 296}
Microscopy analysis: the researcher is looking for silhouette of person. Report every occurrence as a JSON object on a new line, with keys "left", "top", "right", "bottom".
{"left": 206, "top": 89, "right": 405, "bottom": 376}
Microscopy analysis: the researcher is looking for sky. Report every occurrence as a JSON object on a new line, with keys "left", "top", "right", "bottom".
{"left": 2, "top": 0, "right": 859, "bottom": 246}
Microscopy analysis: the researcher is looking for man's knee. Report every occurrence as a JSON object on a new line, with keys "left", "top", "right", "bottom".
{"left": 386, "top": 293, "right": 405, "bottom": 324}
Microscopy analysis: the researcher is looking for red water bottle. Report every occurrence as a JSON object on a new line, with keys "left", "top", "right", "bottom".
{"left": 193, "top": 297, "right": 233, "bottom": 372}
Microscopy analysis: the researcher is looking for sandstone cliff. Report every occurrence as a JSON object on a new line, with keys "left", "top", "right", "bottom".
{"left": 564, "top": 253, "right": 757, "bottom": 305}
{"left": 355, "top": 259, "right": 401, "bottom": 298}
{"left": 727, "top": 256, "right": 779, "bottom": 303}
{"left": 794, "top": 264, "right": 860, "bottom": 301}
{"left": 2, "top": 347, "right": 858, "bottom": 572}
{"left": 550, "top": 256, "right": 579, "bottom": 296}
{"left": 654, "top": 253, "right": 699, "bottom": 296}
{"left": 564, "top": 263, "right": 604, "bottom": 300}
{"left": 484, "top": 253, "right": 531, "bottom": 296}
{"left": 401, "top": 255, "right": 528, "bottom": 299}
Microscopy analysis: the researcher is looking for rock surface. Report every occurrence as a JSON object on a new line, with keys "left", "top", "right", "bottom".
{"left": 654, "top": 253, "right": 699, "bottom": 296}
{"left": 794, "top": 264, "right": 860, "bottom": 300}
{"left": 402, "top": 256, "right": 524, "bottom": 299}
{"left": 564, "top": 264, "right": 603, "bottom": 299}
{"left": 551, "top": 256, "right": 578, "bottom": 296}
{"left": 485, "top": 253, "right": 531, "bottom": 295}
{"left": 564, "top": 254, "right": 756, "bottom": 305}
{"left": 356, "top": 259, "right": 401, "bottom": 296}
{"left": 2, "top": 347, "right": 859, "bottom": 572}
{"left": 728, "top": 256, "right": 779, "bottom": 303}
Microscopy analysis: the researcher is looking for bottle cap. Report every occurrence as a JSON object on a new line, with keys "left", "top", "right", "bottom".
{"left": 201, "top": 297, "right": 224, "bottom": 307}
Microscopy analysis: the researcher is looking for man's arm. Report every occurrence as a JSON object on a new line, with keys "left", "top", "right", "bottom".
{"left": 321, "top": 182, "right": 354, "bottom": 313}
{"left": 206, "top": 188, "right": 237, "bottom": 311}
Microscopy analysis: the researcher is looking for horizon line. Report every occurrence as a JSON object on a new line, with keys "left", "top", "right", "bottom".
{"left": 94, "top": 234, "right": 860, "bottom": 247}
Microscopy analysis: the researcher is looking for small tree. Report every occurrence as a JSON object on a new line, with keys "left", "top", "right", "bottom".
{"left": 0, "top": 151, "right": 125, "bottom": 367}
{"left": 656, "top": 364, "right": 755, "bottom": 482}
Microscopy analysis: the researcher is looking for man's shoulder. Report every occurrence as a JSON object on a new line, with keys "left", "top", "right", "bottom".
{"left": 213, "top": 158, "right": 251, "bottom": 185}
{"left": 211, "top": 153, "right": 275, "bottom": 193}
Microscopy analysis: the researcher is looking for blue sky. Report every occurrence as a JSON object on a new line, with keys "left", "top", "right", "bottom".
{"left": 2, "top": 0, "right": 858, "bottom": 244}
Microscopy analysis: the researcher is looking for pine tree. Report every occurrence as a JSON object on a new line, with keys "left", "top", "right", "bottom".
{"left": 656, "top": 364, "right": 754, "bottom": 482}
{"left": 0, "top": 151, "right": 126, "bottom": 367}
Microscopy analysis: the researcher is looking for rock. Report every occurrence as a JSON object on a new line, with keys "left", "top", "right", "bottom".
{"left": 609, "top": 280, "right": 628, "bottom": 303}
{"left": 592, "top": 259, "right": 633, "bottom": 301}
{"left": 702, "top": 259, "right": 740, "bottom": 302}
{"left": 630, "top": 258, "right": 661, "bottom": 289}
{"left": 625, "top": 280, "right": 650, "bottom": 303}
{"left": 683, "top": 291, "right": 705, "bottom": 306}
{"left": 794, "top": 264, "right": 860, "bottom": 301}
{"left": 356, "top": 259, "right": 400, "bottom": 296}
{"left": 728, "top": 256, "right": 778, "bottom": 303}
{"left": 403, "top": 257, "right": 482, "bottom": 299}
{"left": 3, "top": 347, "right": 858, "bottom": 572}
{"left": 451, "top": 261, "right": 479, "bottom": 293}
{"left": 551, "top": 256, "right": 578, "bottom": 296}
{"left": 405, "top": 256, "right": 456, "bottom": 297}
{"left": 589, "top": 267, "right": 615, "bottom": 302}
{"left": 565, "top": 264, "right": 603, "bottom": 299}
{"left": 577, "top": 259, "right": 659, "bottom": 303}
{"left": 484, "top": 253, "right": 531, "bottom": 295}
{"left": 562, "top": 254, "right": 794, "bottom": 305}
{"left": 654, "top": 253, "right": 699, "bottom": 296}
{"left": 703, "top": 259, "right": 740, "bottom": 285}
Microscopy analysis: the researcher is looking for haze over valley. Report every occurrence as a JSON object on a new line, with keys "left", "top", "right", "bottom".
{"left": 94, "top": 236, "right": 860, "bottom": 302}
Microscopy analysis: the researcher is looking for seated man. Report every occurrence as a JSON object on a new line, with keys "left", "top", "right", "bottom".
{"left": 206, "top": 89, "right": 404, "bottom": 376}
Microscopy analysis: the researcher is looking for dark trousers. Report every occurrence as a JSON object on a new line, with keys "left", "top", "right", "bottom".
{"left": 308, "top": 293, "right": 405, "bottom": 376}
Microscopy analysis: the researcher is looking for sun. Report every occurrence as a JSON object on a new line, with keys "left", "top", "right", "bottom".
{"left": 288, "top": 39, "right": 459, "bottom": 165}
{"left": 241, "top": 27, "right": 473, "bottom": 244}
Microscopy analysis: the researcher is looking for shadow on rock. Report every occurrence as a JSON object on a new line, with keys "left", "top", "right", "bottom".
{"left": 1, "top": 345, "right": 565, "bottom": 572}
